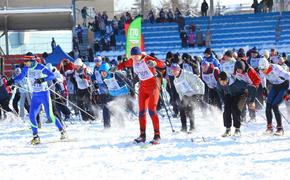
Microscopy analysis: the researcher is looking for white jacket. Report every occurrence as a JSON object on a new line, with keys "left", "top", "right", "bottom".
{"left": 173, "top": 70, "right": 205, "bottom": 99}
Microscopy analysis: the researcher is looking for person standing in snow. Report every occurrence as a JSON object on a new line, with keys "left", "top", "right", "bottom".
{"left": 202, "top": 48, "right": 221, "bottom": 69}
{"left": 12, "top": 54, "right": 67, "bottom": 144}
{"left": 258, "top": 58, "right": 290, "bottom": 136}
{"left": 171, "top": 63, "right": 205, "bottom": 133}
{"left": 118, "top": 47, "right": 165, "bottom": 144}
{"left": 217, "top": 72, "right": 256, "bottom": 137}
{"left": 201, "top": 61, "right": 222, "bottom": 109}
{"left": 220, "top": 50, "right": 236, "bottom": 76}
{"left": 234, "top": 60, "right": 261, "bottom": 122}
{"left": 73, "top": 58, "right": 94, "bottom": 121}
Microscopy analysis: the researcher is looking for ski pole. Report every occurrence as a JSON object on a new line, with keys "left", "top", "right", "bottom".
{"left": 255, "top": 97, "right": 268, "bottom": 121}
{"left": 159, "top": 92, "right": 175, "bottom": 132}
{"left": 280, "top": 111, "right": 290, "bottom": 125}
{"left": 48, "top": 88, "right": 96, "bottom": 120}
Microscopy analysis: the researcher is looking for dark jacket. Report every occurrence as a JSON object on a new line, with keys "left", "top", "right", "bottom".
{"left": 0, "top": 78, "right": 10, "bottom": 100}
{"left": 217, "top": 76, "right": 256, "bottom": 103}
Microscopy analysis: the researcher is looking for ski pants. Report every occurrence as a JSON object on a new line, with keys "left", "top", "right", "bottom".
{"left": 266, "top": 81, "right": 288, "bottom": 128}
{"left": 19, "top": 92, "right": 31, "bottom": 118}
{"left": 138, "top": 79, "right": 161, "bottom": 136}
{"left": 208, "top": 88, "right": 222, "bottom": 110}
{"left": 223, "top": 94, "right": 242, "bottom": 129}
{"left": 179, "top": 95, "right": 198, "bottom": 130}
{"left": 77, "top": 88, "right": 94, "bottom": 121}
{"left": 30, "top": 91, "right": 63, "bottom": 135}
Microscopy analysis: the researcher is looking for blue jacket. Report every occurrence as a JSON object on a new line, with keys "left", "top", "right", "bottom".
{"left": 202, "top": 55, "right": 221, "bottom": 69}
{"left": 14, "top": 63, "right": 55, "bottom": 93}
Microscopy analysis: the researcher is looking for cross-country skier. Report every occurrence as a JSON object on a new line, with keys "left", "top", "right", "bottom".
{"left": 258, "top": 58, "right": 290, "bottom": 136}
{"left": 12, "top": 55, "right": 67, "bottom": 144}
{"left": 170, "top": 63, "right": 205, "bottom": 133}
{"left": 117, "top": 47, "right": 165, "bottom": 144}
{"left": 217, "top": 72, "right": 256, "bottom": 137}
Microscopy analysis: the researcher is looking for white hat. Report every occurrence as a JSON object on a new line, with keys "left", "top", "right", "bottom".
{"left": 74, "top": 58, "right": 83, "bottom": 66}
{"left": 258, "top": 58, "right": 270, "bottom": 70}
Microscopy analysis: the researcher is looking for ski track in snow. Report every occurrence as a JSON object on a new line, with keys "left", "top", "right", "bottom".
{"left": 1, "top": 105, "right": 290, "bottom": 180}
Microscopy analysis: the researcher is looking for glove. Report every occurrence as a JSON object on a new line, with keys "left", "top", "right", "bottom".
{"left": 34, "top": 78, "right": 45, "bottom": 84}
{"left": 79, "top": 74, "right": 84, "bottom": 79}
{"left": 262, "top": 88, "right": 268, "bottom": 97}
{"left": 6, "top": 79, "right": 14, "bottom": 86}
{"left": 284, "top": 90, "right": 290, "bottom": 101}
{"left": 147, "top": 60, "right": 157, "bottom": 67}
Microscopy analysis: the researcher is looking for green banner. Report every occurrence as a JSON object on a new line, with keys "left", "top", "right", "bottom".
{"left": 126, "top": 17, "right": 142, "bottom": 58}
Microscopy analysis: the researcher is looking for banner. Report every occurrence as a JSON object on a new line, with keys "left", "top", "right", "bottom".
{"left": 126, "top": 17, "right": 142, "bottom": 58}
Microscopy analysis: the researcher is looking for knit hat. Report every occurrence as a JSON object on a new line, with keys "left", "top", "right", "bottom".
{"left": 99, "top": 62, "right": 110, "bottom": 72}
{"left": 235, "top": 60, "right": 246, "bottom": 72}
{"left": 131, "top": 47, "right": 142, "bottom": 55}
{"left": 218, "top": 71, "right": 228, "bottom": 81}
{"left": 170, "top": 63, "right": 180, "bottom": 71}
{"left": 94, "top": 56, "right": 102, "bottom": 63}
{"left": 204, "top": 48, "right": 212, "bottom": 55}
{"left": 224, "top": 50, "right": 233, "bottom": 58}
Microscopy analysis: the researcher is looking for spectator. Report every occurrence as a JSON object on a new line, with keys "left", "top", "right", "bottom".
{"left": 81, "top": 7, "right": 88, "bottom": 27}
{"left": 51, "top": 37, "right": 56, "bottom": 52}
{"left": 251, "top": 0, "right": 259, "bottom": 13}
{"left": 76, "top": 25, "right": 83, "bottom": 44}
{"left": 102, "top": 11, "right": 109, "bottom": 25}
{"left": 180, "top": 29, "right": 188, "bottom": 48}
{"left": 167, "top": 9, "right": 174, "bottom": 22}
{"left": 159, "top": 8, "right": 166, "bottom": 22}
{"left": 205, "top": 27, "right": 212, "bottom": 47}
{"left": 73, "top": 36, "right": 80, "bottom": 53}
{"left": 148, "top": 10, "right": 155, "bottom": 24}
{"left": 87, "top": 45, "right": 94, "bottom": 62}
{"left": 196, "top": 27, "right": 203, "bottom": 47}
{"left": 201, "top": 0, "right": 209, "bottom": 16}
{"left": 174, "top": 8, "right": 182, "bottom": 19}
{"left": 188, "top": 29, "right": 195, "bottom": 47}
{"left": 267, "top": 0, "right": 273, "bottom": 12}
{"left": 125, "top": 12, "right": 133, "bottom": 24}
{"left": 112, "top": 16, "right": 119, "bottom": 35}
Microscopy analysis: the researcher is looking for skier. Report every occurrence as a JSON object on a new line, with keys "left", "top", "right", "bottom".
{"left": 220, "top": 50, "right": 236, "bottom": 76}
{"left": 201, "top": 61, "right": 222, "bottom": 109}
{"left": 12, "top": 55, "right": 67, "bottom": 144}
{"left": 74, "top": 58, "right": 94, "bottom": 121}
{"left": 171, "top": 63, "right": 205, "bottom": 133}
{"left": 0, "top": 75, "right": 13, "bottom": 120}
{"left": 118, "top": 46, "right": 165, "bottom": 144}
{"left": 234, "top": 60, "right": 261, "bottom": 122}
{"left": 217, "top": 72, "right": 256, "bottom": 137}
{"left": 258, "top": 58, "right": 290, "bottom": 136}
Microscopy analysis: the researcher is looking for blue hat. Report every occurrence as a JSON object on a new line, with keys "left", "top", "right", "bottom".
{"left": 131, "top": 47, "right": 142, "bottom": 55}
{"left": 170, "top": 63, "right": 180, "bottom": 71}
{"left": 94, "top": 56, "right": 102, "bottom": 63}
{"left": 99, "top": 62, "right": 110, "bottom": 72}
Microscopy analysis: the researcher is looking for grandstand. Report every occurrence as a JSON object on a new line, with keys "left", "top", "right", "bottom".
{"left": 97, "top": 11, "right": 290, "bottom": 59}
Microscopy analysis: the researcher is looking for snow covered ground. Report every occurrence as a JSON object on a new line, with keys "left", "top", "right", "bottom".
{"left": 1, "top": 102, "right": 290, "bottom": 180}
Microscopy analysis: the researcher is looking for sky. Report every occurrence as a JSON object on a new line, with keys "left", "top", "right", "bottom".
{"left": 115, "top": 0, "right": 254, "bottom": 12}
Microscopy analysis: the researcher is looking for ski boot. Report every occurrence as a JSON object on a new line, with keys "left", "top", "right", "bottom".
{"left": 31, "top": 134, "right": 40, "bottom": 145}
{"left": 60, "top": 130, "right": 68, "bottom": 140}
{"left": 222, "top": 128, "right": 231, "bottom": 137}
{"left": 264, "top": 124, "right": 273, "bottom": 135}
{"left": 180, "top": 127, "right": 187, "bottom": 133}
{"left": 149, "top": 134, "right": 161, "bottom": 145}
{"left": 134, "top": 134, "right": 146, "bottom": 143}
{"left": 234, "top": 128, "right": 241, "bottom": 137}
{"left": 274, "top": 127, "right": 284, "bottom": 136}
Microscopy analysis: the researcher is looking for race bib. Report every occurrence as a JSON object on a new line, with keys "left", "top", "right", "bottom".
{"left": 175, "top": 79, "right": 193, "bottom": 95}
{"left": 133, "top": 60, "right": 154, "bottom": 81}
{"left": 183, "top": 63, "right": 193, "bottom": 73}
{"left": 104, "top": 77, "right": 121, "bottom": 91}
{"left": 27, "top": 69, "right": 47, "bottom": 92}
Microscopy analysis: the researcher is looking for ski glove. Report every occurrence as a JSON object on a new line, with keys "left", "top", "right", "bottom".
{"left": 147, "top": 60, "right": 157, "bottom": 67}
{"left": 34, "top": 78, "right": 45, "bottom": 84}
{"left": 262, "top": 88, "right": 268, "bottom": 97}
{"left": 6, "top": 78, "right": 14, "bottom": 86}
